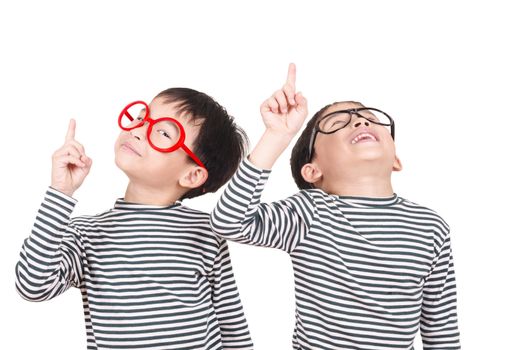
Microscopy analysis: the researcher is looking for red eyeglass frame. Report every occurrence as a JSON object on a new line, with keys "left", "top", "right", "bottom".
{"left": 118, "top": 101, "right": 206, "bottom": 168}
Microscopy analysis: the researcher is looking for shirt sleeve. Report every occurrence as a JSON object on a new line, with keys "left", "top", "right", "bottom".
{"left": 209, "top": 238, "right": 253, "bottom": 349}
{"left": 210, "top": 158, "right": 315, "bottom": 253}
{"left": 420, "top": 232, "right": 461, "bottom": 349}
{"left": 15, "top": 187, "right": 85, "bottom": 302}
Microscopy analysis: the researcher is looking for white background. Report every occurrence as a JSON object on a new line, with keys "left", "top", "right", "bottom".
{"left": 1, "top": 1, "right": 527, "bottom": 349}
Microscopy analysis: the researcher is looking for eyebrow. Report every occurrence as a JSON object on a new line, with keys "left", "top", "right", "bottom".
{"left": 162, "top": 120, "right": 180, "bottom": 135}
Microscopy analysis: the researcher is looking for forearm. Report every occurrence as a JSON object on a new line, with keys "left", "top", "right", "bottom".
{"left": 210, "top": 159, "right": 271, "bottom": 243}
{"left": 211, "top": 158, "right": 313, "bottom": 252}
{"left": 211, "top": 241, "right": 253, "bottom": 349}
{"left": 211, "top": 63, "right": 309, "bottom": 249}
{"left": 213, "top": 279, "right": 253, "bottom": 349}
{"left": 421, "top": 236, "right": 461, "bottom": 349}
{"left": 15, "top": 188, "right": 83, "bottom": 301}
{"left": 248, "top": 129, "right": 293, "bottom": 169}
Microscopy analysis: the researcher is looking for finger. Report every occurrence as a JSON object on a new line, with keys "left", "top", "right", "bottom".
{"left": 80, "top": 154, "right": 92, "bottom": 164}
{"left": 295, "top": 92, "right": 308, "bottom": 112}
{"left": 65, "top": 139, "right": 86, "bottom": 157}
{"left": 283, "top": 83, "right": 296, "bottom": 106}
{"left": 81, "top": 156, "right": 93, "bottom": 173}
{"left": 273, "top": 90, "right": 289, "bottom": 114}
{"left": 267, "top": 96, "right": 280, "bottom": 114}
{"left": 260, "top": 100, "right": 271, "bottom": 115}
{"left": 64, "top": 144, "right": 82, "bottom": 159}
{"left": 56, "top": 154, "right": 86, "bottom": 168}
{"left": 54, "top": 144, "right": 82, "bottom": 160}
{"left": 65, "top": 119, "right": 76, "bottom": 142}
{"left": 285, "top": 63, "right": 296, "bottom": 90}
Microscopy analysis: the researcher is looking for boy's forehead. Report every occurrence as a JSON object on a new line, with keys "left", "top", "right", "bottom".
{"left": 324, "top": 101, "right": 364, "bottom": 115}
{"left": 150, "top": 97, "right": 182, "bottom": 117}
{"left": 150, "top": 97, "right": 203, "bottom": 133}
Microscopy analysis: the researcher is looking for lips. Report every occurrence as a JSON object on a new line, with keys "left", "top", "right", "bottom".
{"left": 121, "top": 142, "right": 142, "bottom": 156}
{"left": 350, "top": 129, "right": 379, "bottom": 144}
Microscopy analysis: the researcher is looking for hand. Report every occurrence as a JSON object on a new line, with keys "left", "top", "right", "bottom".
{"left": 248, "top": 64, "right": 308, "bottom": 169}
{"left": 260, "top": 63, "right": 308, "bottom": 138}
{"left": 51, "top": 119, "right": 92, "bottom": 197}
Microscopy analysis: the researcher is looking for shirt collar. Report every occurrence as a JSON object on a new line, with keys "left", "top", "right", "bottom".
{"left": 334, "top": 193, "right": 400, "bottom": 207}
{"left": 113, "top": 198, "right": 182, "bottom": 211}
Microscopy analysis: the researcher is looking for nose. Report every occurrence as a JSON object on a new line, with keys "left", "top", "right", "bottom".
{"left": 351, "top": 115, "right": 370, "bottom": 129}
{"left": 130, "top": 122, "right": 148, "bottom": 141}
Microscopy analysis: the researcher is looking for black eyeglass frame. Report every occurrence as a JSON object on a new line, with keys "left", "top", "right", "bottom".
{"left": 306, "top": 107, "right": 395, "bottom": 161}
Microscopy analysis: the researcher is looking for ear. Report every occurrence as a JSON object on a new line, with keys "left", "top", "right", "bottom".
{"left": 179, "top": 166, "right": 208, "bottom": 189}
{"left": 392, "top": 155, "right": 402, "bottom": 172}
{"left": 301, "top": 162, "right": 323, "bottom": 185}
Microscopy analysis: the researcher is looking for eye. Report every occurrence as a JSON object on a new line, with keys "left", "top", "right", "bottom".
{"left": 157, "top": 129, "right": 172, "bottom": 139}
{"left": 331, "top": 120, "right": 346, "bottom": 126}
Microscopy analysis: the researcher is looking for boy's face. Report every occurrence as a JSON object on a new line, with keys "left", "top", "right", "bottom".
{"left": 114, "top": 97, "right": 203, "bottom": 189}
{"left": 305, "top": 102, "right": 401, "bottom": 184}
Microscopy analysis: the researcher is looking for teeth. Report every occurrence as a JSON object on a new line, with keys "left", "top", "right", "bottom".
{"left": 352, "top": 133, "right": 376, "bottom": 144}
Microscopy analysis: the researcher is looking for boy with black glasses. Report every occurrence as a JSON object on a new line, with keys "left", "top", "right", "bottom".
{"left": 211, "top": 64, "right": 461, "bottom": 349}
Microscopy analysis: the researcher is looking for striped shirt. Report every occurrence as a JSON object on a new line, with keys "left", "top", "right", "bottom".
{"left": 16, "top": 187, "right": 253, "bottom": 350}
{"left": 211, "top": 159, "right": 460, "bottom": 349}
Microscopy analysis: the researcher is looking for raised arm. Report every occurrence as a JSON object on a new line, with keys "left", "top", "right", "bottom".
{"left": 210, "top": 64, "right": 314, "bottom": 253}
{"left": 15, "top": 119, "right": 92, "bottom": 301}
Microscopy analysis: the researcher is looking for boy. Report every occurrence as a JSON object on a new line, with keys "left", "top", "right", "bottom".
{"left": 15, "top": 88, "right": 253, "bottom": 349}
{"left": 210, "top": 65, "right": 461, "bottom": 349}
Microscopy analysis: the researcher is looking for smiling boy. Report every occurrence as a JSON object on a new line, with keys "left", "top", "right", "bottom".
{"left": 210, "top": 65, "right": 461, "bottom": 349}
{"left": 15, "top": 88, "right": 253, "bottom": 349}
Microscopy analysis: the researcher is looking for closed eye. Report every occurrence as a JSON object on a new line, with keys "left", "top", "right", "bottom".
{"left": 331, "top": 120, "right": 346, "bottom": 127}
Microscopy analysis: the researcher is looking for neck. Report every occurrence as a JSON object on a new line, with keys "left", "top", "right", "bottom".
{"left": 124, "top": 181, "right": 183, "bottom": 206}
{"left": 319, "top": 167, "right": 395, "bottom": 197}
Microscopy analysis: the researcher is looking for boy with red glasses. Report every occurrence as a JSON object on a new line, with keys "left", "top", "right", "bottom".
{"left": 210, "top": 64, "right": 461, "bottom": 349}
{"left": 15, "top": 88, "right": 253, "bottom": 349}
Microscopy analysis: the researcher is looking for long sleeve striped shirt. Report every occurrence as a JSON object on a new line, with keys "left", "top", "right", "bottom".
{"left": 210, "top": 159, "right": 460, "bottom": 350}
{"left": 15, "top": 187, "right": 253, "bottom": 350}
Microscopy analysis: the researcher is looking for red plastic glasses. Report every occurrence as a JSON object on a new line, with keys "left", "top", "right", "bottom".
{"left": 118, "top": 101, "right": 205, "bottom": 168}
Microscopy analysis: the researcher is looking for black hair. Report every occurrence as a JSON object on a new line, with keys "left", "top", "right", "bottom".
{"left": 156, "top": 88, "right": 248, "bottom": 199}
{"left": 290, "top": 100, "right": 364, "bottom": 190}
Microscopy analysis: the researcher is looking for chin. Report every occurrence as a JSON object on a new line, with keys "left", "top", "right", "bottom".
{"left": 350, "top": 148, "right": 386, "bottom": 161}
{"left": 115, "top": 154, "right": 137, "bottom": 175}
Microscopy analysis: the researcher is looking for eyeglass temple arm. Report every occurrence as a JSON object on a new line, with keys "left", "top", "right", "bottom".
{"left": 180, "top": 144, "right": 206, "bottom": 168}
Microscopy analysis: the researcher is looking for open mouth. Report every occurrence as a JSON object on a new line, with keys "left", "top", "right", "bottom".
{"left": 351, "top": 132, "right": 378, "bottom": 144}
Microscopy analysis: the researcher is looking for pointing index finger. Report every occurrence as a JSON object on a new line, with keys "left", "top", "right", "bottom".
{"left": 286, "top": 63, "right": 296, "bottom": 89}
{"left": 65, "top": 119, "right": 76, "bottom": 141}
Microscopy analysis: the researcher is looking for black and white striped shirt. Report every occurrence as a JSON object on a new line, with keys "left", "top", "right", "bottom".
{"left": 16, "top": 187, "right": 253, "bottom": 350}
{"left": 211, "top": 159, "right": 460, "bottom": 349}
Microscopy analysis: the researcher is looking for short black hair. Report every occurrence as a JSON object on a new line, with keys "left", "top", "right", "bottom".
{"left": 156, "top": 88, "right": 248, "bottom": 200}
{"left": 290, "top": 100, "right": 364, "bottom": 190}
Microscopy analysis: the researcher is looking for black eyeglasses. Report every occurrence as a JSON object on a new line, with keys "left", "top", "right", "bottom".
{"left": 307, "top": 107, "right": 395, "bottom": 161}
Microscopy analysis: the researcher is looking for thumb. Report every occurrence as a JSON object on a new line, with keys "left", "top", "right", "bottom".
{"left": 81, "top": 156, "right": 93, "bottom": 172}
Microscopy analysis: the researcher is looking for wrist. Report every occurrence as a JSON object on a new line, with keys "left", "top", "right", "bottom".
{"left": 262, "top": 128, "right": 295, "bottom": 147}
{"left": 249, "top": 129, "right": 294, "bottom": 170}
{"left": 50, "top": 185, "right": 75, "bottom": 198}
